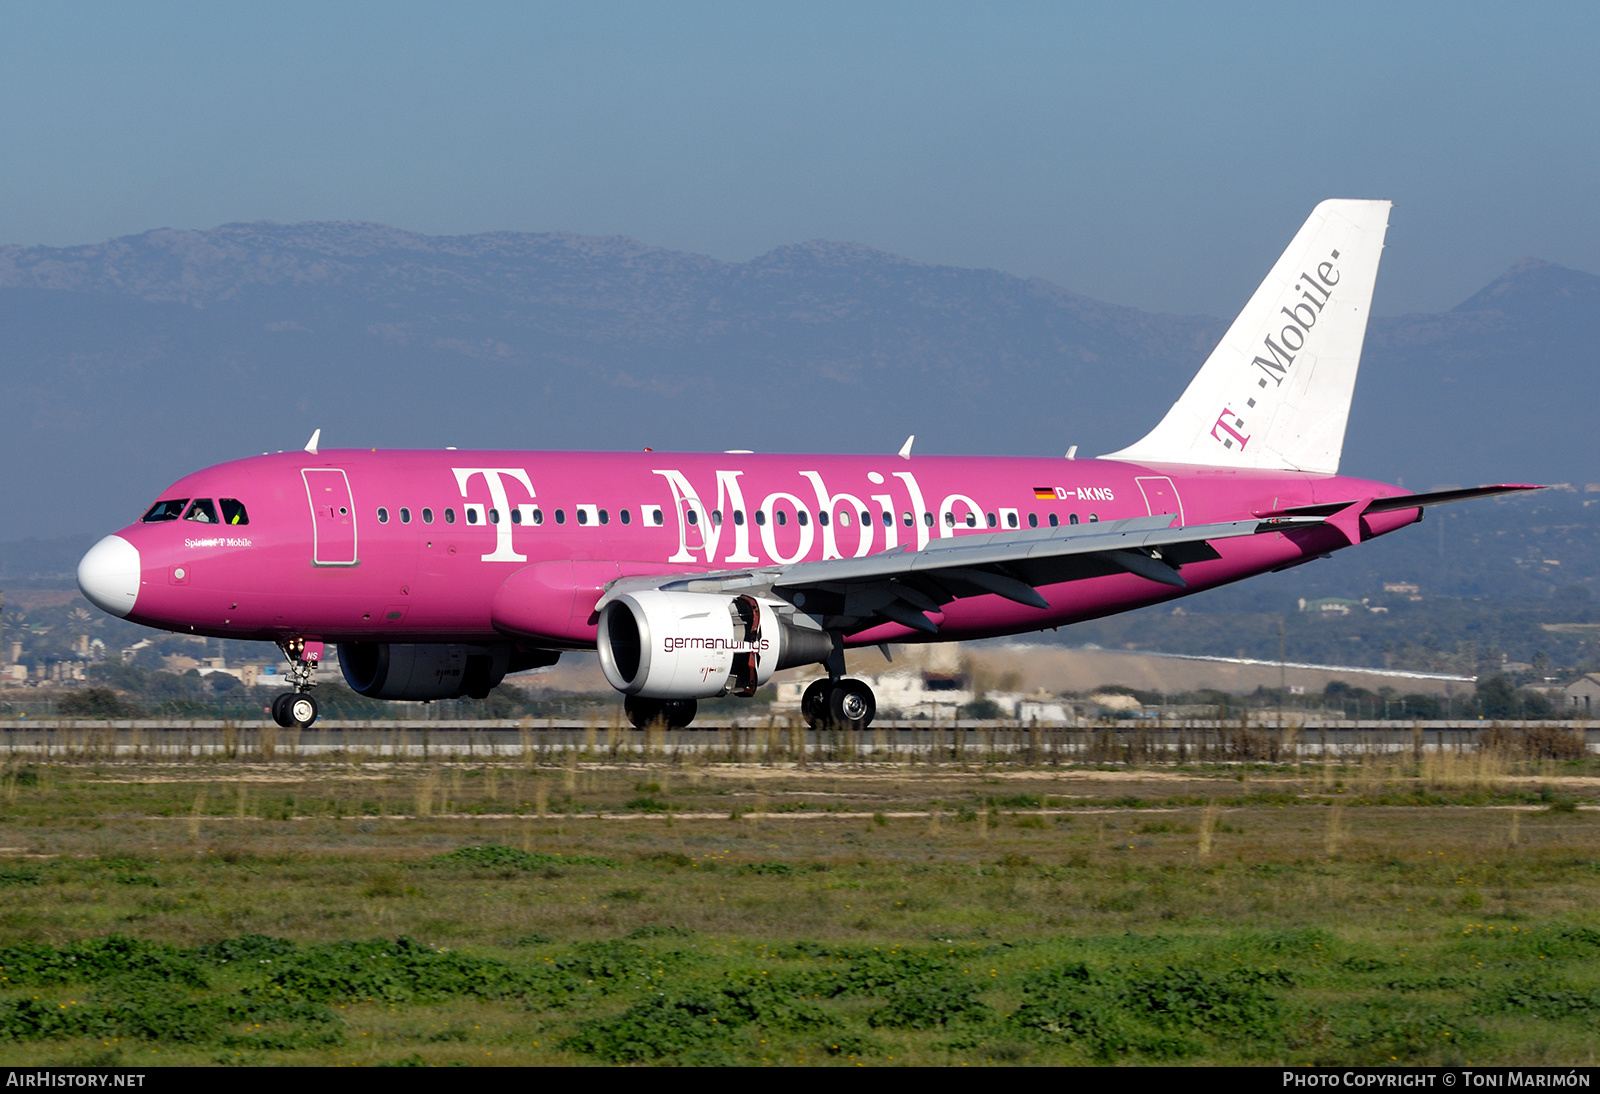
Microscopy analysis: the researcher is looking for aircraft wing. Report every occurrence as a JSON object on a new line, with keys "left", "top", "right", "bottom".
{"left": 595, "top": 512, "right": 1323, "bottom": 636}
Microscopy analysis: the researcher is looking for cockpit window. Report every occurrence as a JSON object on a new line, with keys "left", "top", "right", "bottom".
{"left": 142, "top": 499, "right": 189, "bottom": 522}
{"left": 183, "top": 499, "right": 220, "bottom": 524}
{"left": 219, "top": 498, "right": 249, "bottom": 526}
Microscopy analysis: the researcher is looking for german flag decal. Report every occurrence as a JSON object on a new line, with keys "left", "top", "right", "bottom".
{"left": 1033, "top": 487, "right": 1056, "bottom": 500}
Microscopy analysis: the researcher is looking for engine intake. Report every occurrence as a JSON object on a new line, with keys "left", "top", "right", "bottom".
{"left": 596, "top": 591, "right": 831, "bottom": 699}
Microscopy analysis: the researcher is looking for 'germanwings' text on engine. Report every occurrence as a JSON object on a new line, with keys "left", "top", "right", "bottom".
{"left": 75, "top": 200, "right": 1538, "bottom": 729}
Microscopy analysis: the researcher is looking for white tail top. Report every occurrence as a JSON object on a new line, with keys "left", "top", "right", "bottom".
{"left": 1104, "top": 199, "right": 1391, "bottom": 475}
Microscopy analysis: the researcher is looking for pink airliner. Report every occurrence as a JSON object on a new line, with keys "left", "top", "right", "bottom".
{"left": 76, "top": 201, "right": 1534, "bottom": 730}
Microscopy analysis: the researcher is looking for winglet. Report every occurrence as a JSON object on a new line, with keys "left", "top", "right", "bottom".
{"left": 304, "top": 429, "right": 321, "bottom": 455}
{"left": 898, "top": 435, "right": 914, "bottom": 460}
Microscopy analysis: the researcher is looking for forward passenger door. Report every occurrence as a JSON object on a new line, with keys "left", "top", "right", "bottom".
{"left": 303, "top": 468, "right": 359, "bottom": 566}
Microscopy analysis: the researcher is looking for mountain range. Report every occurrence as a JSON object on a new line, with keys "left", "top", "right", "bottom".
{"left": 2, "top": 223, "right": 1597, "bottom": 541}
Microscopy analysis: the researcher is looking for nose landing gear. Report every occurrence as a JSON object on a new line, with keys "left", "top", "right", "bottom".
{"left": 271, "top": 637, "right": 322, "bottom": 728}
{"left": 270, "top": 691, "right": 320, "bottom": 729}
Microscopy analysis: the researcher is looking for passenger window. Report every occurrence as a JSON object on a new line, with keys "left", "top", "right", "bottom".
{"left": 620, "top": 509, "right": 631, "bottom": 525}
{"left": 377, "top": 507, "right": 389, "bottom": 524}
{"left": 1007, "top": 512, "right": 1019, "bottom": 528}
{"left": 838, "top": 511, "right": 850, "bottom": 527}
{"left": 732, "top": 510, "right": 744, "bottom": 526}
{"left": 965, "top": 513, "right": 976, "bottom": 528}
{"left": 489, "top": 508, "right": 500, "bottom": 524}
{"left": 576, "top": 508, "right": 588, "bottom": 526}
{"left": 466, "top": 508, "right": 478, "bottom": 525}
{"left": 755, "top": 510, "right": 767, "bottom": 526}
{"left": 510, "top": 508, "right": 521, "bottom": 525}
{"left": 400, "top": 507, "right": 411, "bottom": 524}
{"left": 944, "top": 512, "right": 955, "bottom": 527}
{"left": 649, "top": 507, "right": 663, "bottom": 526}
{"left": 686, "top": 510, "right": 698, "bottom": 526}
{"left": 903, "top": 512, "right": 913, "bottom": 527}
{"left": 1089, "top": 513, "right": 1099, "bottom": 523}
{"left": 184, "top": 499, "right": 219, "bottom": 524}
{"left": 445, "top": 508, "right": 456, "bottom": 524}
{"left": 986, "top": 513, "right": 997, "bottom": 528}
{"left": 797, "top": 511, "right": 809, "bottom": 527}
{"left": 711, "top": 509, "right": 722, "bottom": 526}
{"left": 219, "top": 499, "right": 249, "bottom": 526}
{"left": 533, "top": 508, "right": 545, "bottom": 526}
{"left": 1028, "top": 513, "right": 1039, "bottom": 528}
{"left": 555, "top": 509, "right": 566, "bottom": 525}
{"left": 599, "top": 509, "right": 610, "bottom": 525}
{"left": 776, "top": 511, "right": 787, "bottom": 527}
{"left": 817, "top": 511, "right": 829, "bottom": 527}
{"left": 881, "top": 511, "right": 891, "bottom": 527}
{"left": 422, "top": 508, "right": 434, "bottom": 524}
{"left": 142, "top": 499, "right": 189, "bottom": 522}
{"left": 1068, "top": 514, "right": 1078, "bottom": 525}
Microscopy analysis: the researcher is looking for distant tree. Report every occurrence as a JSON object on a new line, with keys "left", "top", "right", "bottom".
{"left": 1475, "top": 674, "right": 1518, "bottom": 719}
{"left": 57, "top": 687, "right": 141, "bottom": 719}
{"left": 1398, "top": 693, "right": 1443, "bottom": 719}
{"left": 1519, "top": 688, "right": 1555, "bottom": 719}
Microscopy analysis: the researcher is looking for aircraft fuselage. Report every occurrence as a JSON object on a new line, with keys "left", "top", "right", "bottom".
{"left": 88, "top": 448, "right": 1419, "bottom": 649}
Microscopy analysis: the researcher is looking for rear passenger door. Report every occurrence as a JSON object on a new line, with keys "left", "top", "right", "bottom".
{"left": 303, "top": 468, "right": 359, "bottom": 566}
{"left": 1135, "top": 476, "right": 1185, "bottom": 525}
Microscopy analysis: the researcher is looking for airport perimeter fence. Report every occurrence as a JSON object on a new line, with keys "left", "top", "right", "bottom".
{"left": 0, "top": 716, "right": 1590, "bottom": 765}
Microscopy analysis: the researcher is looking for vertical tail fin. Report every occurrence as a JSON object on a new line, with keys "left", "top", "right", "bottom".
{"left": 1104, "top": 199, "right": 1391, "bottom": 475}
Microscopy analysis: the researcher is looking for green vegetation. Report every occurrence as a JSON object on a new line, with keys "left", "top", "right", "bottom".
{"left": 0, "top": 746, "right": 1589, "bottom": 1065}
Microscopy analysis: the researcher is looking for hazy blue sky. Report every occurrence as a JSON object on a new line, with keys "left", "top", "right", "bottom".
{"left": 2, "top": 2, "right": 1597, "bottom": 316}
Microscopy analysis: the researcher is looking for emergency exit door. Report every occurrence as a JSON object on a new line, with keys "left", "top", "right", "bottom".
{"left": 303, "top": 468, "right": 359, "bottom": 566}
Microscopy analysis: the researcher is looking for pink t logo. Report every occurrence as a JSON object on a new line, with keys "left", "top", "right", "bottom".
{"left": 1210, "top": 408, "right": 1251, "bottom": 451}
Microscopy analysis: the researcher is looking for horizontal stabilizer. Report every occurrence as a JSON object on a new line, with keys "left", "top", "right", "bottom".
{"left": 1266, "top": 484, "right": 1543, "bottom": 518}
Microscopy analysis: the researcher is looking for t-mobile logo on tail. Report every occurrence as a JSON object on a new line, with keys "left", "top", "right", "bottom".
{"left": 1210, "top": 408, "right": 1251, "bottom": 451}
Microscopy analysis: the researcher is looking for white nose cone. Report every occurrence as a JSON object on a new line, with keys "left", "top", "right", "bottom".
{"left": 78, "top": 535, "right": 141, "bottom": 618}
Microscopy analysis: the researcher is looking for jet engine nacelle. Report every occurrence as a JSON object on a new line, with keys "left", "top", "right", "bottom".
{"left": 339, "top": 642, "right": 559, "bottom": 700}
{"left": 596, "top": 590, "right": 831, "bottom": 699}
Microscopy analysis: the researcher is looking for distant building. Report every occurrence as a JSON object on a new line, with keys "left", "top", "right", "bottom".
{"left": 1563, "top": 673, "right": 1600, "bottom": 713}
{"left": 1017, "top": 700, "right": 1070, "bottom": 722}
{"left": 1299, "top": 597, "right": 1384, "bottom": 615}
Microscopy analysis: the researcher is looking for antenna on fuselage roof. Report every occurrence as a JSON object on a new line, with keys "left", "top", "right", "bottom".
{"left": 304, "top": 429, "right": 320, "bottom": 455}
{"left": 898, "top": 435, "right": 914, "bottom": 459}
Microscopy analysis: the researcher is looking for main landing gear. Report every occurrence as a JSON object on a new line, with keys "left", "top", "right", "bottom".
{"left": 801, "top": 677, "right": 877, "bottom": 732}
{"left": 271, "top": 637, "right": 321, "bottom": 729}
{"left": 624, "top": 696, "right": 698, "bottom": 730}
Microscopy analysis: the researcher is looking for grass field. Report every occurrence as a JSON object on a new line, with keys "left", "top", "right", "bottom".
{"left": 0, "top": 736, "right": 1594, "bottom": 1066}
